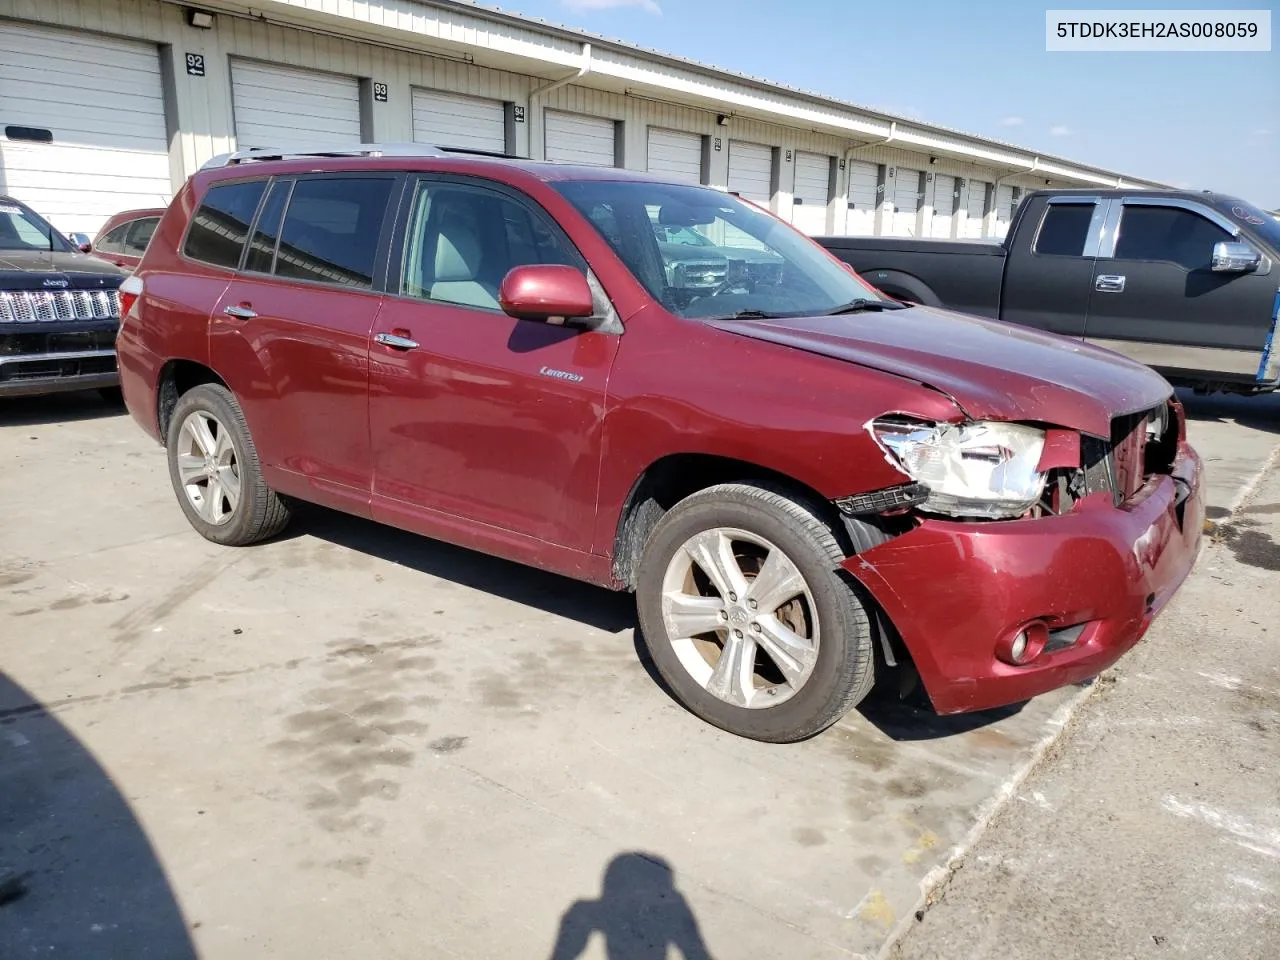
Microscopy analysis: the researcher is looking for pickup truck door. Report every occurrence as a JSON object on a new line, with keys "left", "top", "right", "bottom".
{"left": 1082, "top": 197, "right": 1278, "bottom": 387}
{"left": 998, "top": 195, "right": 1099, "bottom": 337}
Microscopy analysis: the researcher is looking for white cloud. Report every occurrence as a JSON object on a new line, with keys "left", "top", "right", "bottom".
{"left": 561, "top": 0, "right": 661, "bottom": 13}
{"left": 1049, "top": 125, "right": 1072, "bottom": 137}
{"left": 999, "top": 116, "right": 1025, "bottom": 127}
{"left": 1252, "top": 128, "right": 1272, "bottom": 136}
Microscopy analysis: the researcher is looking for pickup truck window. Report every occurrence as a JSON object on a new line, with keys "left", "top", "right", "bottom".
{"left": 556, "top": 180, "right": 880, "bottom": 320}
{"left": 1114, "top": 205, "right": 1232, "bottom": 270}
{"left": 124, "top": 217, "right": 159, "bottom": 256}
{"left": 1034, "top": 203, "right": 1094, "bottom": 256}
{"left": 96, "top": 223, "right": 131, "bottom": 255}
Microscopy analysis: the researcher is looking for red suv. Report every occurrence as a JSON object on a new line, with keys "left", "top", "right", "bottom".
{"left": 117, "top": 146, "right": 1204, "bottom": 742}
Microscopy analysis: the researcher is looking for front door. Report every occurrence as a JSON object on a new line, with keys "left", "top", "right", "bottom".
{"left": 999, "top": 197, "right": 1096, "bottom": 338}
{"left": 1083, "top": 199, "right": 1277, "bottom": 384}
{"left": 368, "top": 176, "right": 619, "bottom": 552}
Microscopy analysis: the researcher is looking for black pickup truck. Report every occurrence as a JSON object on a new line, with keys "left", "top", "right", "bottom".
{"left": 0, "top": 196, "right": 126, "bottom": 399}
{"left": 818, "top": 189, "right": 1280, "bottom": 395}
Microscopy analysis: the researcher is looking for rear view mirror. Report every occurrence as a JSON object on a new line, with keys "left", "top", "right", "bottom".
{"left": 1211, "top": 240, "right": 1260, "bottom": 273}
{"left": 68, "top": 232, "right": 92, "bottom": 253}
{"left": 499, "top": 265, "right": 595, "bottom": 324}
{"left": 657, "top": 203, "right": 720, "bottom": 227}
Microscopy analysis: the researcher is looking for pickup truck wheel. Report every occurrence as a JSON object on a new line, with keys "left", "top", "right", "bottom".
{"left": 165, "top": 384, "right": 290, "bottom": 546}
{"left": 636, "top": 483, "right": 875, "bottom": 742}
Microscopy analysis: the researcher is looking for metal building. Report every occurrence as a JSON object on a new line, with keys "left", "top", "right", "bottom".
{"left": 0, "top": 0, "right": 1167, "bottom": 239}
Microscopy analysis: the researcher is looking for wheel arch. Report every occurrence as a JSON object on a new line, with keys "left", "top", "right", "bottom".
{"left": 861, "top": 269, "right": 941, "bottom": 307}
{"left": 611, "top": 453, "right": 853, "bottom": 590}
{"left": 156, "top": 358, "right": 228, "bottom": 445}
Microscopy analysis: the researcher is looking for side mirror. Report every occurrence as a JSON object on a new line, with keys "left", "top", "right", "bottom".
{"left": 1211, "top": 240, "right": 1260, "bottom": 273}
{"left": 499, "top": 265, "right": 595, "bottom": 324}
{"left": 68, "top": 232, "right": 92, "bottom": 253}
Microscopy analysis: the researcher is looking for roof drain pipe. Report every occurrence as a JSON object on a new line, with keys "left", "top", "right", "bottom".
{"left": 841, "top": 121, "right": 896, "bottom": 234}
{"left": 987, "top": 155, "right": 1039, "bottom": 238}
{"left": 529, "top": 42, "right": 592, "bottom": 160}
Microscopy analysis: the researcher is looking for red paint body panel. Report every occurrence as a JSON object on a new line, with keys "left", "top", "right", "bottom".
{"left": 210, "top": 276, "right": 381, "bottom": 505}
{"left": 844, "top": 444, "right": 1204, "bottom": 713}
{"left": 369, "top": 298, "right": 617, "bottom": 552}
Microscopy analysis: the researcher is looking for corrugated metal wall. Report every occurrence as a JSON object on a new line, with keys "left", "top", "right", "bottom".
{"left": 0, "top": 0, "right": 1106, "bottom": 238}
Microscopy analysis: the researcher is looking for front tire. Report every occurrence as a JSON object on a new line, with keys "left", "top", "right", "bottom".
{"left": 636, "top": 483, "right": 875, "bottom": 742}
{"left": 165, "top": 384, "right": 290, "bottom": 546}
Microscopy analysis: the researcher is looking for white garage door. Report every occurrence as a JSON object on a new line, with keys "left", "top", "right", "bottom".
{"left": 994, "top": 183, "right": 1016, "bottom": 238}
{"left": 0, "top": 23, "right": 171, "bottom": 236}
{"left": 843, "top": 160, "right": 878, "bottom": 236}
{"left": 791, "top": 151, "right": 830, "bottom": 235}
{"left": 231, "top": 61, "right": 360, "bottom": 152}
{"left": 647, "top": 128, "right": 702, "bottom": 184}
{"left": 545, "top": 111, "right": 616, "bottom": 166}
{"left": 728, "top": 141, "right": 773, "bottom": 209}
{"left": 964, "top": 180, "right": 989, "bottom": 238}
{"left": 929, "top": 174, "right": 956, "bottom": 239}
{"left": 888, "top": 167, "right": 922, "bottom": 237}
{"left": 413, "top": 89, "right": 505, "bottom": 153}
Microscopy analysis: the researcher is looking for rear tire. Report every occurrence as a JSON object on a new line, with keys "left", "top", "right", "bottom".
{"left": 165, "top": 384, "right": 290, "bottom": 546}
{"left": 636, "top": 482, "right": 875, "bottom": 742}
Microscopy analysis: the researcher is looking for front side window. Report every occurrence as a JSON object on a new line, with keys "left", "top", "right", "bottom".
{"left": 184, "top": 180, "right": 268, "bottom": 269}
{"left": 554, "top": 180, "right": 885, "bottom": 319}
{"left": 0, "top": 200, "right": 68, "bottom": 252}
{"left": 123, "top": 217, "right": 160, "bottom": 256}
{"left": 401, "top": 180, "right": 584, "bottom": 311}
{"left": 1114, "top": 205, "right": 1233, "bottom": 270}
{"left": 1034, "top": 203, "right": 1094, "bottom": 256}
{"left": 96, "top": 223, "right": 132, "bottom": 255}
{"left": 274, "top": 177, "right": 393, "bottom": 289}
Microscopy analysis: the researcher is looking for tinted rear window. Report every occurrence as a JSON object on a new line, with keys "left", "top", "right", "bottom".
{"left": 244, "top": 180, "right": 291, "bottom": 275}
{"left": 273, "top": 177, "right": 393, "bottom": 288}
{"left": 1034, "top": 203, "right": 1094, "bottom": 256}
{"left": 184, "top": 180, "right": 267, "bottom": 269}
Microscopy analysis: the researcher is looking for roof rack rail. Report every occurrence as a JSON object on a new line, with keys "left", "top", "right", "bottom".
{"left": 199, "top": 142, "right": 447, "bottom": 171}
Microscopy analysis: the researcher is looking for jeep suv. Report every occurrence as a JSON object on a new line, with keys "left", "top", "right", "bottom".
{"left": 117, "top": 145, "right": 1204, "bottom": 742}
{"left": 0, "top": 196, "right": 126, "bottom": 398}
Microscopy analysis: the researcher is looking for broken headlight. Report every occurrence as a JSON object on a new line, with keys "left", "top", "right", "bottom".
{"left": 870, "top": 418, "right": 1047, "bottom": 519}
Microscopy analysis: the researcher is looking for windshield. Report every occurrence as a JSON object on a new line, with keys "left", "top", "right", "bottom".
{"left": 1212, "top": 196, "right": 1280, "bottom": 252}
{"left": 0, "top": 200, "right": 69, "bottom": 252}
{"left": 554, "top": 180, "right": 885, "bottom": 320}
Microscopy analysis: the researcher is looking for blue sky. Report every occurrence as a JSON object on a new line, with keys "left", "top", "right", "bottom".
{"left": 486, "top": 0, "right": 1278, "bottom": 206}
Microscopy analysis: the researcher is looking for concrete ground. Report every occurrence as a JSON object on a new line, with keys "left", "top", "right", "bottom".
{"left": 0, "top": 387, "right": 1277, "bottom": 960}
{"left": 891, "top": 404, "right": 1280, "bottom": 960}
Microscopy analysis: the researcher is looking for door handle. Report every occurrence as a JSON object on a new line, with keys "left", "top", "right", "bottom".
{"left": 374, "top": 331, "right": 420, "bottom": 350}
{"left": 223, "top": 304, "right": 258, "bottom": 319}
{"left": 1095, "top": 274, "right": 1126, "bottom": 293}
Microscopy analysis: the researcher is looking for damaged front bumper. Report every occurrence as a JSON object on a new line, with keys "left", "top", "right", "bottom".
{"left": 842, "top": 442, "right": 1204, "bottom": 714}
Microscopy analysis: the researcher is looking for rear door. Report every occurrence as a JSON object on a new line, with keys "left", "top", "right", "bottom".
{"left": 1083, "top": 197, "right": 1277, "bottom": 384}
{"left": 210, "top": 173, "right": 399, "bottom": 512}
{"left": 999, "top": 196, "right": 1097, "bottom": 338}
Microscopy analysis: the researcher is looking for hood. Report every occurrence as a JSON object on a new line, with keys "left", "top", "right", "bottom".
{"left": 710, "top": 304, "right": 1172, "bottom": 437}
{"left": 0, "top": 249, "right": 126, "bottom": 290}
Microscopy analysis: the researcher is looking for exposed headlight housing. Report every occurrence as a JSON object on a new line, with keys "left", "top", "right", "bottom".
{"left": 870, "top": 418, "right": 1047, "bottom": 519}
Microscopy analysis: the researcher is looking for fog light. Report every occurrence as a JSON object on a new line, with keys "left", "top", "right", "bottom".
{"left": 996, "top": 620, "right": 1050, "bottom": 666}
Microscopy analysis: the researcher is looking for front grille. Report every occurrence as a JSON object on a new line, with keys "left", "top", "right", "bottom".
{"left": 1047, "top": 402, "right": 1178, "bottom": 514}
{"left": 0, "top": 289, "right": 120, "bottom": 323}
